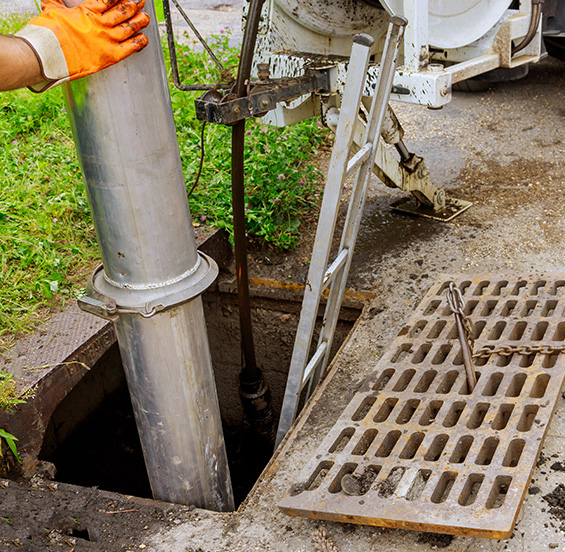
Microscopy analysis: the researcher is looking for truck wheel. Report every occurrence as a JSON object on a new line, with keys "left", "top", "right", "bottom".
{"left": 545, "top": 37, "right": 565, "bottom": 61}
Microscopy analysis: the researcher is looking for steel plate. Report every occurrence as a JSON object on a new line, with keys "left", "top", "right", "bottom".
{"left": 279, "top": 274, "right": 565, "bottom": 538}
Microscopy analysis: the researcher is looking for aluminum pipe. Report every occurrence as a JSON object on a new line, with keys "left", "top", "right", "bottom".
{"left": 63, "top": 1, "right": 234, "bottom": 511}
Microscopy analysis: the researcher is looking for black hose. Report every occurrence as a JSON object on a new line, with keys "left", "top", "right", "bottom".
{"left": 512, "top": 0, "right": 543, "bottom": 56}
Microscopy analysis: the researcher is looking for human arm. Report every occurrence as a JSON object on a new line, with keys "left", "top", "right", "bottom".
{"left": 0, "top": 34, "right": 43, "bottom": 92}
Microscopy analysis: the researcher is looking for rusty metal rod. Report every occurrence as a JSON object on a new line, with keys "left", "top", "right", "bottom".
{"left": 231, "top": 0, "right": 275, "bottom": 446}
{"left": 231, "top": 0, "right": 265, "bottom": 383}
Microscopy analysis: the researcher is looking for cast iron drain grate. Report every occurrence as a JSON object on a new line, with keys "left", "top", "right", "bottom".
{"left": 279, "top": 274, "right": 565, "bottom": 539}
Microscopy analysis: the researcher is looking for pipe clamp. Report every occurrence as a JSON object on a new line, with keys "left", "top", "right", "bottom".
{"left": 78, "top": 252, "right": 219, "bottom": 320}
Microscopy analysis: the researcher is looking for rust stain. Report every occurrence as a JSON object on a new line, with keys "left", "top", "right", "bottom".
{"left": 248, "top": 277, "right": 375, "bottom": 302}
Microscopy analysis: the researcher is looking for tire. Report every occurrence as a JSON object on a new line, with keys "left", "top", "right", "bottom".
{"left": 544, "top": 37, "right": 565, "bottom": 61}
{"left": 452, "top": 64, "right": 529, "bottom": 92}
{"left": 453, "top": 79, "right": 494, "bottom": 92}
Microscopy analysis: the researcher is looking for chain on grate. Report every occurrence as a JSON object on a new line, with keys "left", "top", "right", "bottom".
{"left": 446, "top": 282, "right": 475, "bottom": 352}
{"left": 445, "top": 281, "right": 565, "bottom": 360}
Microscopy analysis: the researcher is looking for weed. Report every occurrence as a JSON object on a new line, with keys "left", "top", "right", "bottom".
{"left": 0, "top": 370, "right": 36, "bottom": 464}
{"left": 0, "top": 429, "right": 21, "bottom": 463}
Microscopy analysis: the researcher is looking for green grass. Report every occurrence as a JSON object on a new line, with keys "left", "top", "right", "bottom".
{"left": 0, "top": 20, "right": 327, "bottom": 340}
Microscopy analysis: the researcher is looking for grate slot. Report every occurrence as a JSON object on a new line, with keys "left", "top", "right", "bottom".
{"left": 486, "top": 476, "right": 512, "bottom": 509}
{"left": 375, "top": 430, "right": 402, "bottom": 457}
{"left": 466, "top": 403, "right": 490, "bottom": 429}
{"left": 449, "top": 435, "right": 474, "bottom": 464}
{"left": 436, "top": 371, "right": 461, "bottom": 394}
{"left": 459, "top": 474, "right": 485, "bottom": 506}
{"left": 373, "top": 398, "right": 399, "bottom": 423}
{"left": 493, "top": 281, "right": 509, "bottom": 296}
{"left": 330, "top": 464, "right": 357, "bottom": 493}
{"left": 352, "top": 429, "right": 379, "bottom": 455}
{"left": 506, "top": 373, "right": 527, "bottom": 397}
{"left": 521, "top": 300, "right": 538, "bottom": 317}
{"left": 396, "top": 399, "right": 421, "bottom": 425}
{"left": 280, "top": 274, "right": 565, "bottom": 538}
{"left": 378, "top": 467, "right": 406, "bottom": 498}
{"left": 502, "top": 439, "right": 525, "bottom": 468}
{"left": 541, "top": 300, "right": 557, "bottom": 317}
{"left": 399, "top": 432, "right": 425, "bottom": 460}
{"left": 305, "top": 461, "right": 334, "bottom": 491}
{"left": 409, "top": 320, "right": 427, "bottom": 338}
{"left": 392, "top": 369, "right": 416, "bottom": 391}
{"left": 431, "top": 472, "right": 458, "bottom": 503}
{"left": 414, "top": 370, "right": 438, "bottom": 392}
{"left": 501, "top": 300, "right": 518, "bottom": 316}
{"left": 482, "top": 372, "right": 504, "bottom": 396}
{"left": 491, "top": 404, "right": 515, "bottom": 430}
{"left": 475, "top": 437, "right": 500, "bottom": 465}
{"left": 373, "top": 368, "right": 395, "bottom": 392}
{"left": 427, "top": 320, "right": 447, "bottom": 338}
{"left": 424, "top": 434, "right": 449, "bottom": 462}
{"left": 405, "top": 469, "right": 432, "bottom": 501}
{"left": 442, "top": 401, "right": 466, "bottom": 428}
{"left": 553, "top": 322, "right": 565, "bottom": 341}
{"left": 529, "top": 374, "right": 550, "bottom": 398}
{"left": 516, "top": 405, "right": 539, "bottom": 432}
{"left": 352, "top": 397, "right": 376, "bottom": 422}
{"left": 330, "top": 428, "right": 355, "bottom": 453}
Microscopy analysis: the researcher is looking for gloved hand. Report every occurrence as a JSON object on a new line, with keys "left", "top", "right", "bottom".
{"left": 15, "top": 0, "right": 150, "bottom": 92}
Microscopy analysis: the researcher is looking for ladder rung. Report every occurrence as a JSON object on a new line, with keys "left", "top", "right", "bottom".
{"left": 345, "top": 142, "right": 372, "bottom": 180}
{"left": 300, "top": 341, "right": 328, "bottom": 389}
{"left": 322, "top": 249, "right": 349, "bottom": 292}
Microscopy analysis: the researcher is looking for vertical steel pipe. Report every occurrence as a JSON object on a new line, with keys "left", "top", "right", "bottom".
{"left": 63, "top": 1, "right": 234, "bottom": 510}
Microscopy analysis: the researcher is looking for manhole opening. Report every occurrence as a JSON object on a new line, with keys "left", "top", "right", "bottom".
{"left": 38, "top": 288, "right": 360, "bottom": 507}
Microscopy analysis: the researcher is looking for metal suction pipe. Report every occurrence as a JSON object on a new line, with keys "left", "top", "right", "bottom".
{"left": 63, "top": 0, "right": 234, "bottom": 511}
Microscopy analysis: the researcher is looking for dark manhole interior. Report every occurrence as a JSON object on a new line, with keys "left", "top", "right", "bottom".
{"left": 38, "top": 291, "right": 360, "bottom": 506}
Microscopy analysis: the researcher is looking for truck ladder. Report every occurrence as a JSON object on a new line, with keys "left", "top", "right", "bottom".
{"left": 276, "top": 17, "right": 408, "bottom": 447}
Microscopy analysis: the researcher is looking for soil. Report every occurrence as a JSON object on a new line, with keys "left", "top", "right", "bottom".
{"left": 0, "top": 472, "right": 197, "bottom": 551}
{"left": 416, "top": 532, "right": 454, "bottom": 548}
{"left": 543, "top": 485, "right": 565, "bottom": 532}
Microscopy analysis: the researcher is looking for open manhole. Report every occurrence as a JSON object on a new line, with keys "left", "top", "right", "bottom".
{"left": 31, "top": 283, "right": 360, "bottom": 506}
{"left": 279, "top": 274, "right": 565, "bottom": 539}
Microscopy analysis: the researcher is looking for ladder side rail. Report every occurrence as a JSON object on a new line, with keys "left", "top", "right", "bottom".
{"left": 275, "top": 35, "right": 376, "bottom": 448}
{"left": 312, "top": 17, "right": 409, "bottom": 390}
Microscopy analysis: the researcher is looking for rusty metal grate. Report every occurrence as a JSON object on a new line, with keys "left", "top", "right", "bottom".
{"left": 279, "top": 275, "right": 565, "bottom": 539}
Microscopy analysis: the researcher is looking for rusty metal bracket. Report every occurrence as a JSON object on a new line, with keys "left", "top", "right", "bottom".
{"left": 194, "top": 72, "right": 331, "bottom": 125}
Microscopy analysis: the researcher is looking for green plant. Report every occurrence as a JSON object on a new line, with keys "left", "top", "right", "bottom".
{"left": 0, "top": 371, "right": 34, "bottom": 412}
{"left": 0, "top": 371, "right": 35, "bottom": 464}
{"left": 0, "top": 429, "right": 21, "bottom": 463}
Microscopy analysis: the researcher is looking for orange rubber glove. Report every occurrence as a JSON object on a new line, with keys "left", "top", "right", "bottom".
{"left": 15, "top": 0, "right": 150, "bottom": 92}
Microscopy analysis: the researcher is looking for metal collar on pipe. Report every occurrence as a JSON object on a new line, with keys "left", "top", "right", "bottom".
{"left": 79, "top": 252, "right": 218, "bottom": 321}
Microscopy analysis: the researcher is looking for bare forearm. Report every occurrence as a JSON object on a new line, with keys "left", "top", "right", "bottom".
{"left": 0, "top": 34, "right": 43, "bottom": 92}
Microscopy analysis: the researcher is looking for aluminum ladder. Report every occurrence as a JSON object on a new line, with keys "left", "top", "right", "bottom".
{"left": 276, "top": 17, "right": 408, "bottom": 447}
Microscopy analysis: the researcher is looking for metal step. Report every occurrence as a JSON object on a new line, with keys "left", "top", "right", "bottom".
{"left": 279, "top": 274, "right": 565, "bottom": 539}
